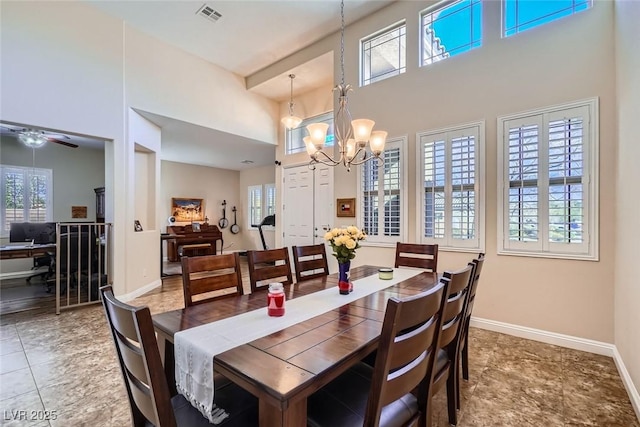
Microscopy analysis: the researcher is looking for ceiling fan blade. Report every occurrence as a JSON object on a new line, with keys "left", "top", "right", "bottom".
{"left": 48, "top": 138, "right": 78, "bottom": 148}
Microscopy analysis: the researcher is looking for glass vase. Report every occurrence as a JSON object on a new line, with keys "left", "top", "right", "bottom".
{"left": 338, "top": 261, "right": 352, "bottom": 295}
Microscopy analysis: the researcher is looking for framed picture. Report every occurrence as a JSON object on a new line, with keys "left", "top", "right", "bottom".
{"left": 171, "top": 198, "right": 205, "bottom": 222}
{"left": 134, "top": 220, "right": 143, "bottom": 232}
{"left": 336, "top": 198, "right": 356, "bottom": 218}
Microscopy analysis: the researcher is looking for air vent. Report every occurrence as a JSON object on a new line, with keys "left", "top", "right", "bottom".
{"left": 196, "top": 4, "right": 222, "bottom": 22}
{"left": 241, "top": 160, "right": 254, "bottom": 164}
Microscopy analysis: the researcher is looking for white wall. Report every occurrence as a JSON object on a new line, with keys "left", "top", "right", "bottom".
{"left": 270, "top": 0, "right": 617, "bottom": 343}
{"left": 0, "top": 1, "right": 280, "bottom": 296}
{"left": 614, "top": 0, "right": 640, "bottom": 408}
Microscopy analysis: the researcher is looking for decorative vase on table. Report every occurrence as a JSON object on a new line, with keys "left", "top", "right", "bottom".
{"left": 338, "top": 261, "right": 351, "bottom": 295}
{"left": 325, "top": 226, "right": 366, "bottom": 295}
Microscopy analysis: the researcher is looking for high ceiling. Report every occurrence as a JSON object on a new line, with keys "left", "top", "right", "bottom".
{"left": 6, "top": 1, "right": 397, "bottom": 169}
{"left": 86, "top": 1, "right": 395, "bottom": 89}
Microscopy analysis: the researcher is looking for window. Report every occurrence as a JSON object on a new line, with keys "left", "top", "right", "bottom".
{"left": 248, "top": 183, "right": 276, "bottom": 227}
{"left": 1, "top": 165, "right": 53, "bottom": 233}
{"left": 285, "top": 112, "right": 334, "bottom": 155}
{"left": 503, "top": 0, "right": 592, "bottom": 37}
{"left": 361, "top": 22, "right": 406, "bottom": 86}
{"left": 358, "top": 137, "right": 407, "bottom": 245}
{"left": 418, "top": 122, "right": 484, "bottom": 251}
{"left": 497, "top": 98, "right": 598, "bottom": 259}
{"left": 421, "top": 0, "right": 482, "bottom": 66}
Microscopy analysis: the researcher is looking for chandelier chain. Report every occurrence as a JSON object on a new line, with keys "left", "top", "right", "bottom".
{"left": 340, "top": 0, "right": 345, "bottom": 87}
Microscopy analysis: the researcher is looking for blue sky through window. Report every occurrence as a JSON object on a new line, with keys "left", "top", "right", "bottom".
{"left": 432, "top": 0, "right": 482, "bottom": 56}
{"left": 504, "top": 0, "right": 591, "bottom": 37}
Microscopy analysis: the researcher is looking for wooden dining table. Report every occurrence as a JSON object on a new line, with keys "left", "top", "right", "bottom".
{"left": 152, "top": 265, "right": 439, "bottom": 427}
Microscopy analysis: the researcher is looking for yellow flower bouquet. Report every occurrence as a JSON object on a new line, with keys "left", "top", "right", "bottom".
{"left": 324, "top": 226, "right": 366, "bottom": 264}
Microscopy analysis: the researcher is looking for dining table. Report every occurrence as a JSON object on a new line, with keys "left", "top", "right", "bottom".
{"left": 152, "top": 264, "right": 439, "bottom": 427}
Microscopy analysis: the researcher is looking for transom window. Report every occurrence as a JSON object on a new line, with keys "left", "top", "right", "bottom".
{"left": 361, "top": 22, "right": 406, "bottom": 86}
{"left": 503, "top": 0, "right": 592, "bottom": 37}
{"left": 358, "top": 137, "right": 407, "bottom": 245}
{"left": 1, "top": 164, "right": 53, "bottom": 233}
{"left": 285, "top": 112, "right": 334, "bottom": 155}
{"left": 497, "top": 98, "right": 598, "bottom": 260}
{"left": 417, "top": 122, "right": 484, "bottom": 251}
{"left": 421, "top": 0, "right": 482, "bottom": 66}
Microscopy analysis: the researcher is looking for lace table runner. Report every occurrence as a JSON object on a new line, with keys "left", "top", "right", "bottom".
{"left": 174, "top": 267, "right": 422, "bottom": 423}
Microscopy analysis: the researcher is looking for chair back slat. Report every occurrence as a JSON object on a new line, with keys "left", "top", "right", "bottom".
{"left": 100, "top": 286, "right": 177, "bottom": 427}
{"left": 394, "top": 242, "right": 439, "bottom": 272}
{"left": 181, "top": 253, "right": 243, "bottom": 306}
{"left": 438, "top": 265, "right": 473, "bottom": 348}
{"left": 292, "top": 244, "right": 329, "bottom": 282}
{"left": 247, "top": 248, "right": 293, "bottom": 292}
{"left": 364, "top": 279, "right": 449, "bottom": 426}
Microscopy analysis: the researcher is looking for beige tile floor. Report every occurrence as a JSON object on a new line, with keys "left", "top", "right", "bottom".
{"left": 0, "top": 266, "right": 638, "bottom": 427}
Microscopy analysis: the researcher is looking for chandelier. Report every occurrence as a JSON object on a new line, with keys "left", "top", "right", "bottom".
{"left": 18, "top": 130, "right": 48, "bottom": 148}
{"left": 281, "top": 74, "right": 302, "bottom": 129}
{"left": 304, "top": 0, "right": 386, "bottom": 172}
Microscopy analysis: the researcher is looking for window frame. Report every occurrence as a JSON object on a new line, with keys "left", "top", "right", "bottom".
{"left": 1, "top": 164, "right": 53, "bottom": 235}
{"left": 248, "top": 183, "right": 276, "bottom": 229}
{"left": 357, "top": 136, "right": 408, "bottom": 246}
{"left": 360, "top": 20, "right": 407, "bottom": 87}
{"left": 502, "top": 0, "right": 593, "bottom": 38}
{"left": 285, "top": 111, "right": 334, "bottom": 156}
{"left": 497, "top": 98, "right": 599, "bottom": 260}
{"left": 420, "top": 0, "right": 483, "bottom": 67}
{"left": 416, "top": 121, "right": 485, "bottom": 252}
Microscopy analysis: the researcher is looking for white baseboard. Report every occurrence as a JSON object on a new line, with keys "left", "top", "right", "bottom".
{"left": 471, "top": 316, "right": 640, "bottom": 421}
{"left": 470, "top": 316, "right": 615, "bottom": 356}
{"left": 117, "top": 279, "right": 162, "bottom": 303}
{"left": 613, "top": 347, "right": 640, "bottom": 420}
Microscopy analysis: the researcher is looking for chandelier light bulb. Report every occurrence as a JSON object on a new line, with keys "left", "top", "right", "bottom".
{"left": 351, "top": 119, "right": 375, "bottom": 143}
{"left": 345, "top": 139, "right": 356, "bottom": 161}
{"left": 306, "top": 123, "right": 328, "bottom": 150}
{"left": 369, "top": 130, "right": 388, "bottom": 155}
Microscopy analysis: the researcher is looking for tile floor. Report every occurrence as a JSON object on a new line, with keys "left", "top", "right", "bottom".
{"left": 0, "top": 269, "right": 638, "bottom": 427}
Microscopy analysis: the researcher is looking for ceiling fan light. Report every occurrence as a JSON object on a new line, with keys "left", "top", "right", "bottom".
{"left": 18, "top": 130, "right": 47, "bottom": 148}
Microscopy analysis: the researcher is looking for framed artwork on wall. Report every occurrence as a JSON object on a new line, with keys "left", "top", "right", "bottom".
{"left": 171, "top": 198, "right": 205, "bottom": 222}
{"left": 336, "top": 198, "right": 356, "bottom": 218}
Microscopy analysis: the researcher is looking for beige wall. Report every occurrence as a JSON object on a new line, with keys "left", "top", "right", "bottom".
{"left": 614, "top": 0, "right": 640, "bottom": 405}
{"left": 159, "top": 161, "right": 244, "bottom": 254}
{"left": 272, "top": 1, "right": 617, "bottom": 343}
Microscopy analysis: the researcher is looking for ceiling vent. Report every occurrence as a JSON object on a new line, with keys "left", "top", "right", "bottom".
{"left": 196, "top": 4, "right": 222, "bottom": 22}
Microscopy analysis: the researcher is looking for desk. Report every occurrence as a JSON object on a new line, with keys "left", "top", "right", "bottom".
{"left": 152, "top": 265, "right": 438, "bottom": 427}
{"left": 0, "top": 243, "right": 56, "bottom": 260}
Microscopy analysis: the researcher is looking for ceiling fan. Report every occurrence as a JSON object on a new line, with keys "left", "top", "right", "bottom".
{"left": 1, "top": 125, "right": 78, "bottom": 148}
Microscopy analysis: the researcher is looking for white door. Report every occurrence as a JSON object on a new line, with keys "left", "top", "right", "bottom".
{"left": 283, "top": 164, "right": 334, "bottom": 248}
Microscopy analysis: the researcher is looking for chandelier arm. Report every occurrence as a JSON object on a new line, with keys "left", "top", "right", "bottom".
{"left": 313, "top": 150, "right": 343, "bottom": 166}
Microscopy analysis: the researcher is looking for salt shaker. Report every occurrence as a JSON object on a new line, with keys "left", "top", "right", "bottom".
{"left": 267, "top": 283, "right": 285, "bottom": 317}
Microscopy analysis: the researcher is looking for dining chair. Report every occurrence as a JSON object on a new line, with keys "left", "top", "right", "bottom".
{"left": 394, "top": 242, "right": 439, "bottom": 272}
{"left": 181, "top": 253, "right": 244, "bottom": 307}
{"left": 458, "top": 253, "right": 485, "bottom": 403}
{"left": 307, "top": 278, "right": 450, "bottom": 427}
{"left": 291, "top": 243, "right": 329, "bottom": 282}
{"left": 430, "top": 264, "right": 474, "bottom": 426}
{"left": 246, "top": 247, "right": 293, "bottom": 293}
{"left": 99, "top": 285, "right": 258, "bottom": 427}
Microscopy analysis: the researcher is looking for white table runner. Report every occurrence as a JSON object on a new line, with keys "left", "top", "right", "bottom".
{"left": 174, "top": 267, "right": 422, "bottom": 423}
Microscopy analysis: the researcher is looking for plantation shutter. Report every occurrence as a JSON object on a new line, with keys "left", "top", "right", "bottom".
{"left": 248, "top": 185, "right": 262, "bottom": 227}
{"left": 1, "top": 165, "right": 52, "bottom": 232}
